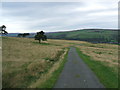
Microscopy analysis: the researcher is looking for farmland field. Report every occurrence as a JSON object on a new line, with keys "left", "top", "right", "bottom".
{"left": 2, "top": 37, "right": 118, "bottom": 88}
{"left": 46, "top": 29, "right": 118, "bottom": 44}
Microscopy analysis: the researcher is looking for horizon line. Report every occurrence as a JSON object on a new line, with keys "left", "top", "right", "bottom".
{"left": 7, "top": 28, "right": 119, "bottom": 33}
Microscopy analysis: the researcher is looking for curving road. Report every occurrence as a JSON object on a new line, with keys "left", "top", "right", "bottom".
{"left": 54, "top": 47, "right": 104, "bottom": 88}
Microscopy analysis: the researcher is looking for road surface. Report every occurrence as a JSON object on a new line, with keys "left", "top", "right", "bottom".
{"left": 54, "top": 47, "right": 104, "bottom": 88}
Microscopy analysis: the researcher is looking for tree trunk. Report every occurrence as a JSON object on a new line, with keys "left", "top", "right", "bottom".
{"left": 39, "top": 39, "right": 41, "bottom": 43}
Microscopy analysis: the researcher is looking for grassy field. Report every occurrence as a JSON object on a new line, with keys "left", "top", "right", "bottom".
{"left": 75, "top": 42, "right": 118, "bottom": 72}
{"left": 2, "top": 36, "right": 118, "bottom": 88}
{"left": 7, "top": 29, "right": 118, "bottom": 44}
{"left": 76, "top": 48, "right": 118, "bottom": 88}
{"left": 2, "top": 37, "right": 68, "bottom": 88}
{"left": 75, "top": 42, "right": 118, "bottom": 88}
{"left": 46, "top": 29, "right": 118, "bottom": 43}
{"left": 36, "top": 48, "right": 69, "bottom": 88}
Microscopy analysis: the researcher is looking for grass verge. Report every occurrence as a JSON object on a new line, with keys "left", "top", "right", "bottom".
{"left": 76, "top": 47, "right": 118, "bottom": 88}
{"left": 38, "top": 48, "right": 69, "bottom": 88}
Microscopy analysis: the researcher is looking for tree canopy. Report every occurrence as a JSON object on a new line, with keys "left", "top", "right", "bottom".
{"left": 35, "top": 31, "right": 47, "bottom": 43}
{"left": 18, "top": 33, "right": 30, "bottom": 37}
{"left": 0, "top": 25, "right": 8, "bottom": 35}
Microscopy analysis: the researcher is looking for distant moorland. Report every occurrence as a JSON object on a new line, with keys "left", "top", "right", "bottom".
{"left": 46, "top": 29, "right": 119, "bottom": 44}
{"left": 6, "top": 29, "right": 119, "bottom": 44}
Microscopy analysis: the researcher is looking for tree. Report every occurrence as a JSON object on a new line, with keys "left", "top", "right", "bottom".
{"left": 22, "top": 33, "right": 30, "bottom": 37}
{"left": 18, "top": 34, "right": 23, "bottom": 37}
{"left": 0, "top": 25, "right": 8, "bottom": 35}
{"left": 35, "top": 31, "right": 47, "bottom": 43}
{"left": 18, "top": 33, "right": 30, "bottom": 37}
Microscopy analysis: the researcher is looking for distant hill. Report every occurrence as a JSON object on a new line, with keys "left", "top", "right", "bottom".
{"left": 4, "top": 29, "right": 119, "bottom": 44}
{"left": 4, "top": 33, "right": 36, "bottom": 38}
{"left": 46, "top": 29, "right": 119, "bottom": 44}
{"left": 3, "top": 33, "right": 19, "bottom": 37}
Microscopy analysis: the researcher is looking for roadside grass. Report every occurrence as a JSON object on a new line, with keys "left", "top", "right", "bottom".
{"left": 37, "top": 48, "right": 69, "bottom": 88}
{"left": 76, "top": 47, "right": 118, "bottom": 88}
{"left": 76, "top": 42, "right": 118, "bottom": 72}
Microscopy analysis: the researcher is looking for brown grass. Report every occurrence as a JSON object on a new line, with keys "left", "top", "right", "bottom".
{"left": 2, "top": 37, "right": 66, "bottom": 88}
{"left": 75, "top": 42, "right": 118, "bottom": 72}
{"left": 29, "top": 49, "right": 68, "bottom": 88}
{"left": 49, "top": 39, "right": 118, "bottom": 70}
{"left": 2, "top": 37, "right": 118, "bottom": 88}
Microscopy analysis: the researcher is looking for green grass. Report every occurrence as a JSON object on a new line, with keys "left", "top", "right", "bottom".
{"left": 46, "top": 29, "right": 118, "bottom": 43}
{"left": 38, "top": 48, "right": 69, "bottom": 88}
{"left": 76, "top": 47, "right": 118, "bottom": 88}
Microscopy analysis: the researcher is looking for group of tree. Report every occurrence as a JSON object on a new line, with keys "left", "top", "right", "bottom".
{"left": 0, "top": 25, "right": 8, "bottom": 35}
{"left": 17, "top": 31, "right": 47, "bottom": 43}
{"left": 18, "top": 33, "right": 30, "bottom": 37}
{"left": 0, "top": 25, "right": 47, "bottom": 43}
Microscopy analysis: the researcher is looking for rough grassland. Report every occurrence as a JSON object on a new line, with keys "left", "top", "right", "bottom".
{"left": 2, "top": 37, "right": 67, "bottom": 88}
{"left": 76, "top": 47, "right": 118, "bottom": 88}
{"left": 76, "top": 42, "right": 118, "bottom": 72}
{"left": 2, "top": 37, "right": 118, "bottom": 88}
{"left": 75, "top": 42, "right": 118, "bottom": 88}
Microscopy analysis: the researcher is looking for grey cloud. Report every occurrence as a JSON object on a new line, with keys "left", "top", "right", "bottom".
{"left": 2, "top": 1, "right": 118, "bottom": 33}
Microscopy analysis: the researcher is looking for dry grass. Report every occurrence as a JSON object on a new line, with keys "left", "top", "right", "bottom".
{"left": 75, "top": 42, "right": 118, "bottom": 72}
{"left": 49, "top": 39, "right": 118, "bottom": 71}
{"left": 47, "top": 39, "right": 86, "bottom": 47}
{"left": 2, "top": 37, "right": 66, "bottom": 88}
{"left": 29, "top": 49, "right": 68, "bottom": 88}
{"left": 2, "top": 37, "right": 118, "bottom": 88}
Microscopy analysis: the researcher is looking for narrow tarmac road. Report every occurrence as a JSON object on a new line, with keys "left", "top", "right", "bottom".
{"left": 54, "top": 47, "right": 104, "bottom": 88}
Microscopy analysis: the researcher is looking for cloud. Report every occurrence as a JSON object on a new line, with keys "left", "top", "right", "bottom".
{"left": 1, "top": 0, "right": 118, "bottom": 33}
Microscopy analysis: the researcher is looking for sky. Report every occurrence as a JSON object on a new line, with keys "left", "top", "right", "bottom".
{"left": 1, "top": 0, "right": 119, "bottom": 33}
